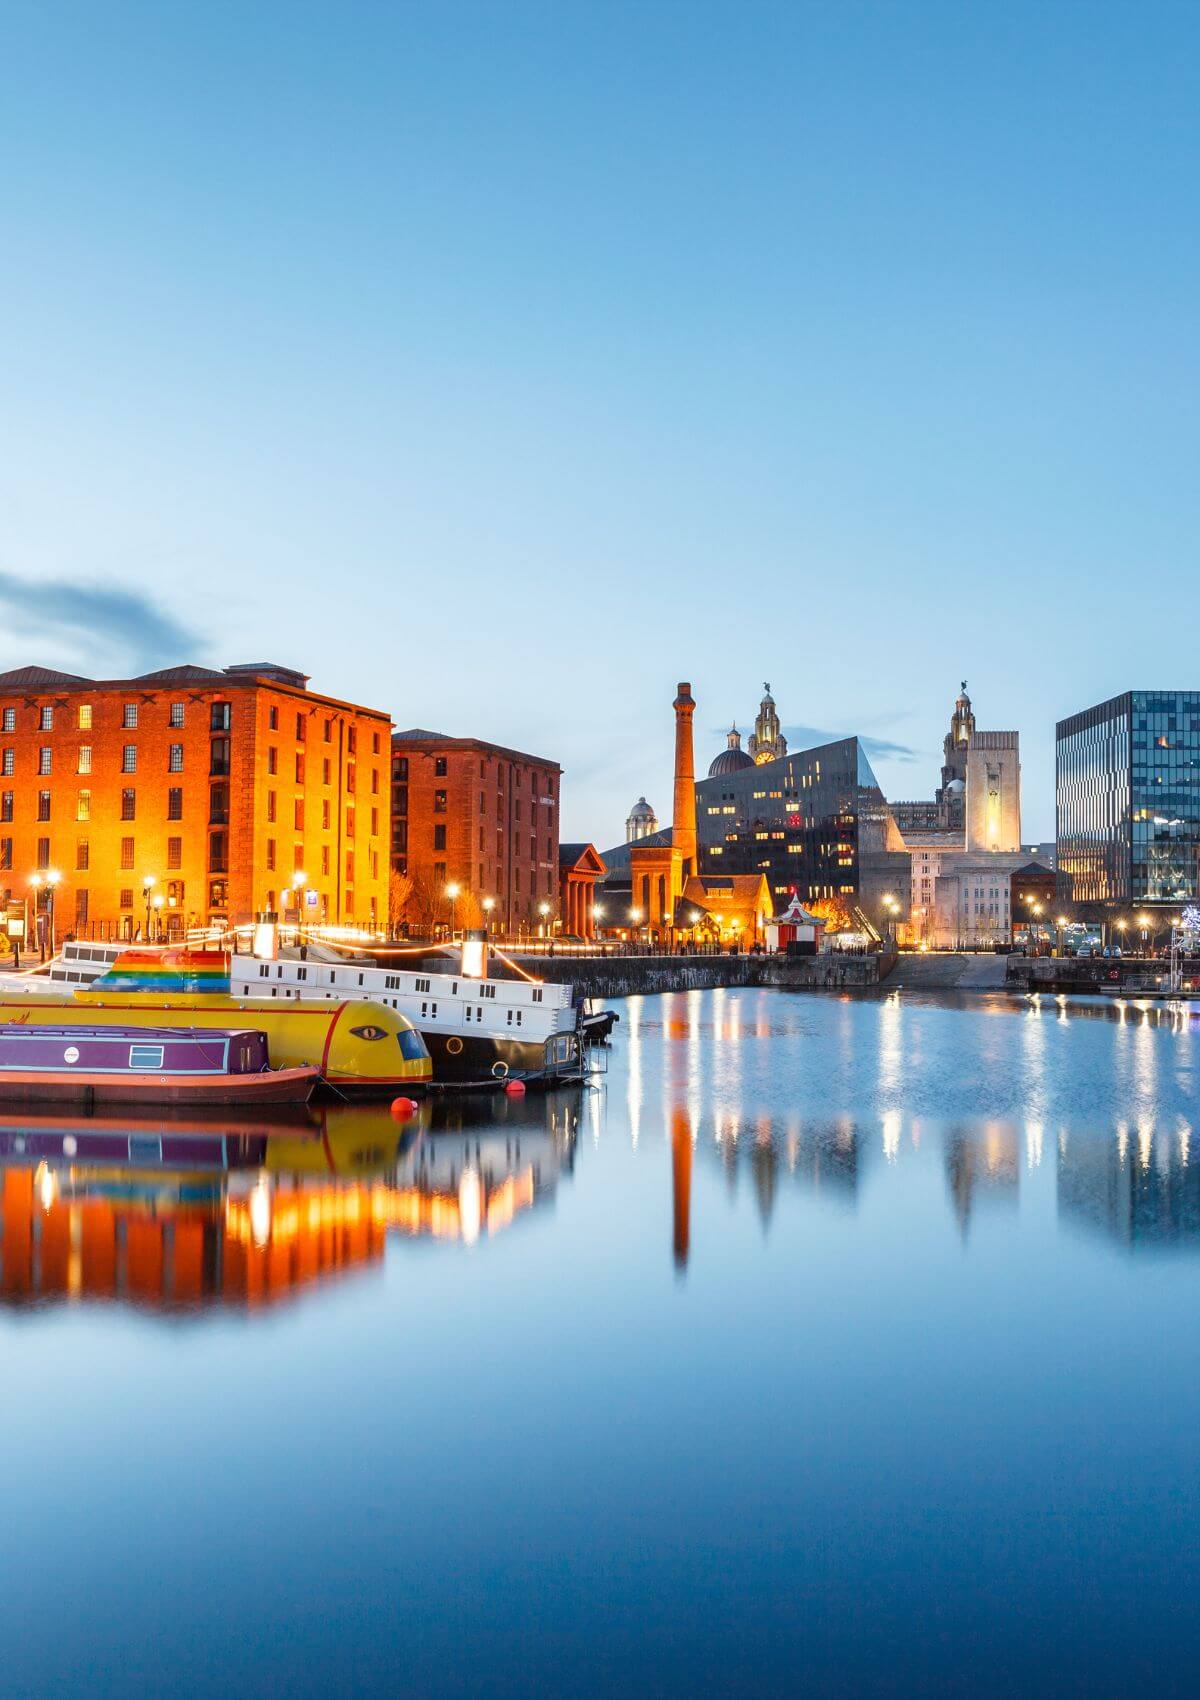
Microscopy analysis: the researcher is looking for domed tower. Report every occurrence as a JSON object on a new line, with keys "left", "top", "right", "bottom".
{"left": 708, "top": 724, "right": 754, "bottom": 779}
{"left": 625, "top": 796, "right": 659, "bottom": 844}
{"left": 748, "top": 683, "right": 788, "bottom": 765}
{"left": 937, "top": 680, "right": 975, "bottom": 828}
{"left": 950, "top": 681, "right": 975, "bottom": 751}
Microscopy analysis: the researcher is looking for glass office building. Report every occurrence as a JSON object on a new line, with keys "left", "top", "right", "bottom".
{"left": 1057, "top": 691, "right": 1200, "bottom": 908}
{"left": 695, "top": 736, "right": 909, "bottom": 915}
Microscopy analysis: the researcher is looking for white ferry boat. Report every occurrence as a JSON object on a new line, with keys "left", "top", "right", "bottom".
{"left": 20, "top": 933, "right": 590, "bottom": 1086}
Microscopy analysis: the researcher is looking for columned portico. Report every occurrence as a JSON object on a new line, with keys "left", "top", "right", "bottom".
{"left": 558, "top": 844, "right": 607, "bottom": 939}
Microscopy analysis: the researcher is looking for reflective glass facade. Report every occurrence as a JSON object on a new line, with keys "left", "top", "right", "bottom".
{"left": 696, "top": 736, "right": 907, "bottom": 906}
{"left": 1057, "top": 691, "right": 1200, "bottom": 906}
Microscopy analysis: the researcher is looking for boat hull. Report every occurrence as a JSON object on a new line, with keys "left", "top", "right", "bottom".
{"left": 0, "top": 1066, "right": 318, "bottom": 1107}
{"left": 0, "top": 994, "right": 431, "bottom": 1095}
{"left": 421, "top": 1029, "right": 582, "bottom": 1083}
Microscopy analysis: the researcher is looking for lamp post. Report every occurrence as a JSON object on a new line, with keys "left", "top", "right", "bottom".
{"left": 142, "top": 875, "right": 156, "bottom": 942}
{"left": 31, "top": 869, "right": 61, "bottom": 958}
{"left": 482, "top": 895, "right": 495, "bottom": 937}
{"left": 152, "top": 893, "right": 165, "bottom": 940}
{"left": 1137, "top": 911, "right": 1150, "bottom": 957}
{"left": 1116, "top": 918, "right": 1128, "bottom": 957}
{"left": 292, "top": 870, "right": 308, "bottom": 945}
{"left": 445, "top": 881, "right": 461, "bottom": 938}
{"left": 538, "top": 899, "right": 550, "bottom": 941}
{"left": 1056, "top": 914, "right": 1069, "bottom": 958}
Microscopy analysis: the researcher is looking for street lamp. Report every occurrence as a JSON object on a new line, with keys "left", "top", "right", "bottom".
{"left": 1056, "top": 914, "right": 1069, "bottom": 957}
{"left": 538, "top": 899, "right": 550, "bottom": 939}
{"left": 1137, "top": 911, "right": 1151, "bottom": 956}
{"left": 292, "top": 869, "right": 308, "bottom": 940}
{"left": 31, "top": 869, "right": 61, "bottom": 958}
{"left": 445, "top": 881, "right": 461, "bottom": 938}
{"left": 482, "top": 895, "right": 495, "bottom": 936}
{"left": 152, "top": 893, "right": 165, "bottom": 940}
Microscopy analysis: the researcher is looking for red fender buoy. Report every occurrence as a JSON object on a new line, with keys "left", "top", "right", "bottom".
{"left": 504, "top": 1079, "right": 527, "bottom": 1097}
{"left": 390, "top": 1096, "right": 418, "bottom": 1119}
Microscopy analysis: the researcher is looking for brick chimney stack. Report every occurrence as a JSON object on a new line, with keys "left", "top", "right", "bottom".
{"left": 672, "top": 681, "right": 697, "bottom": 878}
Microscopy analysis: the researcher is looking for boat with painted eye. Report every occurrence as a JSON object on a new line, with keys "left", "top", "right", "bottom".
{"left": 0, "top": 1025, "right": 319, "bottom": 1107}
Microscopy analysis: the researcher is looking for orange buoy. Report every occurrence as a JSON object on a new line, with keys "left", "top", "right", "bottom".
{"left": 390, "top": 1096, "right": 418, "bottom": 1119}
{"left": 504, "top": 1079, "right": 527, "bottom": 1097}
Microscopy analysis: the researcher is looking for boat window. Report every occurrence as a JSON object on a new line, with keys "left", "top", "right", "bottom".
{"left": 129, "top": 1044, "right": 165, "bottom": 1070}
{"left": 533, "top": 989, "right": 543, "bottom": 1003}
{"left": 516, "top": 1011, "right": 522, "bottom": 1025}
{"left": 259, "top": 964, "right": 270, "bottom": 977}
{"left": 506, "top": 1010, "right": 513, "bottom": 1025}
{"left": 415, "top": 977, "right": 430, "bottom": 993}
{"left": 298, "top": 967, "right": 307, "bottom": 981}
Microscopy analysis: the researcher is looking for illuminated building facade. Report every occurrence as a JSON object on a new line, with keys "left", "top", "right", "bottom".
{"left": 893, "top": 685, "right": 1023, "bottom": 946}
{"left": 695, "top": 733, "right": 909, "bottom": 935}
{"left": 0, "top": 663, "right": 390, "bottom": 940}
{"left": 1057, "top": 691, "right": 1200, "bottom": 911}
{"left": 390, "top": 730, "right": 561, "bottom": 934}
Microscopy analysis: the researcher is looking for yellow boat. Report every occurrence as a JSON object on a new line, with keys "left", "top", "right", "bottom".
{"left": 0, "top": 948, "right": 431, "bottom": 1095}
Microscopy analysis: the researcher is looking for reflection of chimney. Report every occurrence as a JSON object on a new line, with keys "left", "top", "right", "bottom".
{"left": 671, "top": 1104, "right": 692, "bottom": 1273}
{"left": 672, "top": 681, "right": 697, "bottom": 878}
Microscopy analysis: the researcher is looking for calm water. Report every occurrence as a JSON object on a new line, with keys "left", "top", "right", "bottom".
{"left": 2, "top": 986, "right": 1199, "bottom": 1698}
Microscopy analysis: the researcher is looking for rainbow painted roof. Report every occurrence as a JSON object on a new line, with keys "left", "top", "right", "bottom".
{"left": 89, "top": 948, "right": 232, "bottom": 996}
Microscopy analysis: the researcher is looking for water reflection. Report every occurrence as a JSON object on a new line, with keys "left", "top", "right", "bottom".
{"left": 0, "top": 1091, "right": 581, "bottom": 1313}
{"left": 1058, "top": 1119, "right": 1200, "bottom": 1250}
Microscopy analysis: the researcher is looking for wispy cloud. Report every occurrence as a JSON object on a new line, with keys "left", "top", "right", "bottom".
{"left": 783, "top": 722, "right": 920, "bottom": 762}
{"left": 0, "top": 570, "right": 204, "bottom": 673}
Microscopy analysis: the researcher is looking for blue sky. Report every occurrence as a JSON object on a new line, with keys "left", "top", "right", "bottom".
{"left": 1, "top": 0, "right": 1197, "bottom": 843}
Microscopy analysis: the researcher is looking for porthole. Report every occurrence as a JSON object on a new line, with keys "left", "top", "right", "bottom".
{"left": 447, "top": 1036, "right": 464, "bottom": 1056}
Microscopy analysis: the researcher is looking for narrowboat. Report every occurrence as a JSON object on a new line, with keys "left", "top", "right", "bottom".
{"left": 0, "top": 1024, "right": 319, "bottom": 1106}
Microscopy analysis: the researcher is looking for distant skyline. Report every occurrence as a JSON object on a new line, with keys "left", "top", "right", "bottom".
{"left": 3, "top": 0, "right": 1198, "bottom": 845}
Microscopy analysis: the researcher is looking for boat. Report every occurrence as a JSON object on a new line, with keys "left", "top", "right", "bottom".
{"left": 0, "top": 948, "right": 433, "bottom": 1096}
{"left": 39, "top": 935, "right": 592, "bottom": 1085}
{"left": 0, "top": 1024, "right": 318, "bottom": 1106}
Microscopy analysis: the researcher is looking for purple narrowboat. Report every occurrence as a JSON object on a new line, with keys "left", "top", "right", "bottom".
{"left": 0, "top": 1025, "right": 318, "bottom": 1106}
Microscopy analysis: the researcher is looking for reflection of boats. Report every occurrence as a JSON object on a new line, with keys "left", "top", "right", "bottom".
{"left": 0, "top": 949, "right": 431, "bottom": 1096}
{"left": 0, "top": 1025, "right": 317, "bottom": 1106}
{"left": 38, "top": 937, "right": 591, "bottom": 1087}
{"left": 0, "top": 1092, "right": 579, "bottom": 1311}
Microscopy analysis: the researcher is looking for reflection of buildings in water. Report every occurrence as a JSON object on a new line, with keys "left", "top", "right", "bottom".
{"left": 1058, "top": 1125, "right": 1199, "bottom": 1251}
{"left": 708, "top": 1113, "right": 860, "bottom": 1234}
{"left": 0, "top": 1093, "right": 581, "bottom": 1312}
{"left": 943, "top": 1122, "right": 1020, "bottom": 1234}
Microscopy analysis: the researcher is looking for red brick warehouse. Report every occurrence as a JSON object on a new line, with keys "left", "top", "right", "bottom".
{"left": 391, "top": 729, "right": 561, "bottom": 936}
{"left": 0, "top": 662, "right": 391, "bottom": 942}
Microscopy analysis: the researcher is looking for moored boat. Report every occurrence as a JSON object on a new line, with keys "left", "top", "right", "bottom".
{"left": 0, "top": 948, "right": 432, "bottom": 1096}
{"left": 0, "top": 1024, "right": 318, "bottom": 1106}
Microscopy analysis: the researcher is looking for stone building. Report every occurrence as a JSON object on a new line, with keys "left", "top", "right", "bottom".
{"left": 0, "top": 662, "right": 389, "bottom": 940}
{"left": 895, "top": 686, "right": 1024, "bottom": 947}
{"left": 390, "top": 729, "right": 560, "bottom": 935}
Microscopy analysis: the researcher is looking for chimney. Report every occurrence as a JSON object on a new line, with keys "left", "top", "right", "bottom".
{"left": 673, "top": 681, "right": 697, "bottom": 877}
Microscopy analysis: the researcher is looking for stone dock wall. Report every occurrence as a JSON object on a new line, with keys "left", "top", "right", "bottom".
{"left": 503, "top": 951, "right": 890, "bottom": 999}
